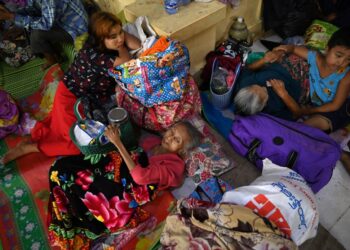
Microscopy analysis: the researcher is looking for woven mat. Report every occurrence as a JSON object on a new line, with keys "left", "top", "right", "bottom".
{"left": 0, "top": 58, "right": 46, "bottom": 100}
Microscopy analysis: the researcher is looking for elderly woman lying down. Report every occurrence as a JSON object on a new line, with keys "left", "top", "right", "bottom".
{"left": 47, "top": 121, "right": 201, "bottom": 249}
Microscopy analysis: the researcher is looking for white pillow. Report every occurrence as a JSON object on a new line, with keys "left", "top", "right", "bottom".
{"left": 221, "top": 158, "right": 319, "bottom": 246}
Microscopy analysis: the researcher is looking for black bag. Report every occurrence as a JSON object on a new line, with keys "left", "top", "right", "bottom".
{"left": 263, "top": 0, "right": 321, "bottom": 38}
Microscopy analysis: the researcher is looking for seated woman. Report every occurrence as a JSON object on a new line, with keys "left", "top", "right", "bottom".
{"left": 47, "top": 121, "right": 201, "bottom": 248}
{"left": 1, "top": 11, "right": 141, "bottom": 165}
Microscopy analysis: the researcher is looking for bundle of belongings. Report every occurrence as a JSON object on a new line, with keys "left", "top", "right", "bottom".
{"left": 160, "top": 159, "right": 319, "bottom": 249}
{"left": 0, "top": 22, "right": 34, "bottom": 67}
{"left": 108, "top": 17, "right": 201, "bottom": 131}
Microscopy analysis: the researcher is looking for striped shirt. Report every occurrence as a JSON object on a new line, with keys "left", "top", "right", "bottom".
{"left": 14, "top": 0, "right": 88, "bottom": 40}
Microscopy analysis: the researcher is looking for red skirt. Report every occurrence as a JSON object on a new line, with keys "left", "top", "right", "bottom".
{"left": 31, "top": 81, "right": 80, "bottom": 156}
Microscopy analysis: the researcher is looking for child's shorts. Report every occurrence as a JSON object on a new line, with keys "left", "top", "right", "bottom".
{"left": 317, "top": 98, "right": 350, "bottom": 132}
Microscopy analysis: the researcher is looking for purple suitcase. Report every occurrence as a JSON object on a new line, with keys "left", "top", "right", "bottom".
{"left": 229, "top": 113, "right": 341, "bottom": 193}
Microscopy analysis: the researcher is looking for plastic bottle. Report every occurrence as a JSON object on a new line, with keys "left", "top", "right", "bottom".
{"left": 229, "top": 17, "right": 249, "bottom": 42}
{"left": 164, "top": 0, "right": 178, "bottom": 14}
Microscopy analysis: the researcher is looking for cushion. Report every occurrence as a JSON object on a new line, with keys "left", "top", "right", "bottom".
{"left": 305, "top": 19, "right": 338, "bottom": 52}
{"left": 185, "top": 115, "right": 235, "bottom": 184}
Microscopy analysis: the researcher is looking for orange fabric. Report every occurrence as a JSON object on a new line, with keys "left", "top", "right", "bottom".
{"left": 140, "top": 36, "right": 170, "bottom": 56}
{"left": 31, "top": 81, "right": 80, "bottom": 156}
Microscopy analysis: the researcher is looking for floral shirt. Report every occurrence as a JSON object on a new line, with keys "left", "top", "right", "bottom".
{"left": 64, "top": 41, "right": 117, "bottom": 108}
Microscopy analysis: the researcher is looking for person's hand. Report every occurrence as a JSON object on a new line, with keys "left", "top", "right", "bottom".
{"left": 299, "top": 105, "right": 314, "bottom": 116}
{"left": 263, "top": 51, "right": 284, "bottom": 64}
{"left": 113, "top": 45, "right": 130, "bottom": 67}
{"left": 0, "top": 6, "right": 15, "bottom": 21}
{"left": 273, "top": 44, "right": 293, "bottom": 54}
{"left": 104, "top": 125, "right": 122, "bottom": 146}
{"left": 269, "top": 79, "right": 288, "bottom": 98}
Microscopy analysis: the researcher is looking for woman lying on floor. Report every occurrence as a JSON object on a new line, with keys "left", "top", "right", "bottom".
{"left": 47, "top": 121, "right": 201, "bottom": 249}
{"left": 1, "top": 11, "right": 141, "bottom": 165}
{"left": 233, "top": 27, "right": 350, "bottom": 172}
{"left": 234, "top": 27, "right": 350, "bottom": 131}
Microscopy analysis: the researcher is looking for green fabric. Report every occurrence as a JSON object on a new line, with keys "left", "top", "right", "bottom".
{"left": 0, "top": 140, "right": 50, "bottom": 249}
{"left": 0, "top": 58, "right": 46, "bottom": 100}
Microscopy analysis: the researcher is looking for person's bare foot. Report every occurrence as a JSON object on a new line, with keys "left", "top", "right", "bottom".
{"left": 2, "top": 139, "right": 39, "bottom": 165}
{"left": 340, "top": 150, "right": 350, "bottom": 175}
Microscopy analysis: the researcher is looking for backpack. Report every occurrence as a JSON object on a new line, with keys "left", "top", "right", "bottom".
{"left": 228, "top": 113, "right": 341, "bottom": 193}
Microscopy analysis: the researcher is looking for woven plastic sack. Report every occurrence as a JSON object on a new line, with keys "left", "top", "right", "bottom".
{"left": 221, "top": 159, "right": 319, "bottom": 246}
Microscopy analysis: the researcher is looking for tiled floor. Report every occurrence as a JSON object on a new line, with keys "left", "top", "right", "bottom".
{"left": 317, "top": 162, "right": 350, "bottom": 249}
{"left": 252, "top": 35, "right": 350, "bottom": 249}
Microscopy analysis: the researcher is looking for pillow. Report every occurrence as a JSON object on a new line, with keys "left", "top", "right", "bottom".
{"left": 221, "top": 159, "right": 319, "bottom": 246}
{"left": 305, "top": 19, "right": 338, "bottom": 52}
{"left": 185, "top": 115, "right": 235, "bottom": 184}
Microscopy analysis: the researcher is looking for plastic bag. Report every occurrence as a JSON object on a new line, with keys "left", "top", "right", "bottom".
{"left": 221, "top": 159, "right": 319, "bottom": 246}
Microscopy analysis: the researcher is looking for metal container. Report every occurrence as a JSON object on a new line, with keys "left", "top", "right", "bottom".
{"left": 229, "top": 17, "right": 249, "bottom": 42}
{"left": 108, "top": 107, "right": 128, "bottom": 127}
{"left": 107, "top": 107, "right": 137, "bottom": 150}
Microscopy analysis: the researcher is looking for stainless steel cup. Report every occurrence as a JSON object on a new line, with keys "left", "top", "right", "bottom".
{"left": 107, "top": 107, "right": 128, "bottom": 127}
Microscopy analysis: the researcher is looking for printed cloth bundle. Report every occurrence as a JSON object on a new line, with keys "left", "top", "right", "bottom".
{"left": 109, "top": 39, "right": 190, "bottom": 107}
{"left": 0, "top": 24, "right": 34, "bottom": 67}
{"left": 160, "top": 198, "right": 297, "bottom": 249}
{"left": 115, "top": 74, "right": 201, "bottom": 132}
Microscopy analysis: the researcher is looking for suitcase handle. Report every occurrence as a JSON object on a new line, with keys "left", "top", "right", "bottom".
{"left": 247, "top": 139, "right": 298, "bottom": 169}
{"left": 246, "top": 139, "right": 261, "bottom": 163}
{"left": 286, "top": 151, "right": 298, "bottom": 169}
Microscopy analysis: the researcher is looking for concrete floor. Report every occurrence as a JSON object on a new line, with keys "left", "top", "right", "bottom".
{"left": 213, "top": 126, "right": 347, "bottom": 250}
{"left": 250, "top": 35, "right": 350, "bottom": 249}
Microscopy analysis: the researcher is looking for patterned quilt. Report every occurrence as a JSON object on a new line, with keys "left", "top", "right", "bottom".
{"left": 0, "top": 64, "right": 176, "bottom": 250}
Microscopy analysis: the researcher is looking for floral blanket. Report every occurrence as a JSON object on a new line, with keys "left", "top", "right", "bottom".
{"left": 160, "top": 198, "right": 297, "bottom": 249}
{"left": 0, "top": 65, "right": 176, "bottom": 250}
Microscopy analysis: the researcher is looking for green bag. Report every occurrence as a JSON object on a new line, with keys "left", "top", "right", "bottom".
{"left": 69, "top": 99, "right": 137, "bottom": 163}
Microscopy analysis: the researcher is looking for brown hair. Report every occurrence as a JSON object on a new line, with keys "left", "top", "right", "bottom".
{"left": 89, "top": 11, "right": 122, "bottom": 51}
